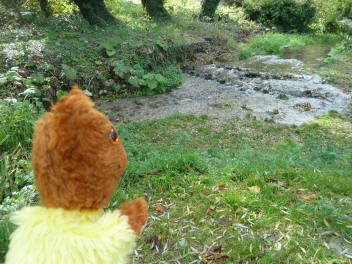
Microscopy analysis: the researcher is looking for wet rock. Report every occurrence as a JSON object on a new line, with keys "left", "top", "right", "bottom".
{"left": 83, "top": 90, "right": 93, "bottom": 97}
{"left": 99, "top": 90, "right": 108, "bottom": 96}
{"left": 262, "top": 84, "right": 271, "bottom": 94}
{"left": 104, "top": 79, "right": 115, "bottom": 88}
{"left": 4, "top": 98, "right": 17, "bottom": 103}
{"left": 294, "top": 102, "right": 312, "bottom": 111}
{"left": 204, "top": 73, "right": 213, "bottom": 80}
{"left": 268, "top": 109, "right": 279, "bottom": 115}
{"left": 254, "top": 86, "right": 261, "bottom": 91}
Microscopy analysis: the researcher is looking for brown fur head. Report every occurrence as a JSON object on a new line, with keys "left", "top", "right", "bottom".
{"left": 32, "top": 87, "right": 127, "bottom": 210}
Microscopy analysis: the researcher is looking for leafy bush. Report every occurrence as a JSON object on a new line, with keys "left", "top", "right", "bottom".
{"left": 112, "top": 61, "right": 183, "bottom": 95}
{"left": 312, "top": 0, "right": 352, "bottom": 32}
{"left": 243, "top": 0, "right": 316, "bottom": 32}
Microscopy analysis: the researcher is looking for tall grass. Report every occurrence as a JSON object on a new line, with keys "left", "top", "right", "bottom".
{"left": 0, "top": 100, "right": 38, "bottom": 153}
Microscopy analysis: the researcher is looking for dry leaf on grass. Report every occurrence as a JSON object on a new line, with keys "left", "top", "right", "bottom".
{"left": 203, "top": 245, "right": 229, "bottom": 263}
{"left": 152, "top": 235, "right": 162, "bottom": 255}
{"left": 207, "top": 208, "right": 214, "bottom": 215}
{"left": 266, "top": 178, "right": 278, "bottom": 183}
{"left": 281, "top": 182, "right": 290, "bottom": 188}
{"left": 218, "top": 184, "right": 227, "bottom": 191}
{"left": 138, "top": 170, "right": 162, "bottom": 178}
{"left": 218, "top": 219, "right": 234, "bottom": 226}
{"left": 147, "top": 170, "right": 162, "bottom": 175}
{"left": 154, "top": 203, "right": 164, "bottom": 212}
{"left": 297, "top": 193, "right": 317, "bottom": 200}
{"left": 218, "top": 219, "right": 227, "bottom": 226}
{"left": 248, "top": 186, "right": 261, "bottom": 194}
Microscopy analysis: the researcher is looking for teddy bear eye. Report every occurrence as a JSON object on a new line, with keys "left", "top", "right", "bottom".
{"left": 109, "top": 129, "right": 119, "bottom": 144}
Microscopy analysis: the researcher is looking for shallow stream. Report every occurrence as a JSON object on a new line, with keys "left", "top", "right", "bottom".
{"left": 97, "top": 42, "right": 351, "bottom": 125}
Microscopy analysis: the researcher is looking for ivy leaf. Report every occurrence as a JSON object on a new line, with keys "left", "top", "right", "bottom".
{"left": 6, "top": 71, "right": 23, "bottom": 82}
{"left": 155, "top": 74, "right": 167, "bottom": 83}
{"left": 30, "top": 73, "right": 45, "bottom": 84}
{"left": 106, "top": 48, "right": 116, "bottom": 57}
{"left": 146, "top": 79, "right": 158, "bottom": 90}
{"left": 128, "top": 77, "right": 141, "bottom": 88}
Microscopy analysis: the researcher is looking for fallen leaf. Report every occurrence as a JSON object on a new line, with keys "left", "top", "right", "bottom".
{"left": 209, "top": 245, "right": 222, "bottom": 253}
{"left": 218, "top": 184, "right": 227, "bottom": 191}
{"left": 281, "top": 182, "right": 290, "bottom": 188}
{"left": 289, "top": 199, "right": 297, "bottom": 204}
{"left": 152, "top": 235, "right": 162, "bottom": 254}
{"left": 248, "top": 186, "right": 261, "bottom": 195}
{"left": 203, "top": 190, "right": 210, "bottom": 195}
{"left": 203, "top": 245, "right": 226, "bottom": 263}
{"left": 147, "top": 170, "right": 162, "bottom": 175}
{"left": 154, "top": 203, "right": 164, "bottom": 212}
{"left": 217, "top": 253, "right": 229, "bottom": 259}
{"left": 297, "top": 193, "right": 316, "bottom": 200}
{"left": 218, "top": 219, "right": 227, "bottom": 226}
{"left": 266, "top": 178, "right": 278, "bottom": 183}
{"left": 138, "top": 174, "right": 144, "bottom": 179}
{"left": 206, "top": 208, "right": 214, "bottom": 215}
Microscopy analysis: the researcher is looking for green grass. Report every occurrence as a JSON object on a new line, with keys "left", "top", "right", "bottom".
{"left": 114, "top": 114, "right": 352, "bottom": 263}
{"left": 1, "top": 105, "right": 351, "bottom": 263}
{"left": 239, "top": 33, "right": 339, "bottom": 60}
{"left": 316, "top": 36, "right": 352, "bottom": 91}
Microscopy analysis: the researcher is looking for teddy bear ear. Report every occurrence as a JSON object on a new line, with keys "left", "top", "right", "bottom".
{"left": 48, "top": 86, "right": 95, "bottom": 151}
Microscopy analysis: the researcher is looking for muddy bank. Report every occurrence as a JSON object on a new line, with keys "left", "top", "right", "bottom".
{"left": 96, "top": 64, "right": 351, "bottom": 125}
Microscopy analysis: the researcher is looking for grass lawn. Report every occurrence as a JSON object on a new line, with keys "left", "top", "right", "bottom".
{"left": 2, "top": 103, "right": 351, "bottom": 263}
{"left": 114, "top": 113, "right": 352, "bottom": 263}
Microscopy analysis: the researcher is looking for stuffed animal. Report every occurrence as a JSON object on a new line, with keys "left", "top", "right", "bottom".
{"left": 5, "top": 87, "right": 148, "bottom": 264}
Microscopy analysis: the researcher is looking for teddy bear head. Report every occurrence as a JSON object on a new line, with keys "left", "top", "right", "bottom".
{"left": 31, "top": 87, "right": 127, "bottom": 210}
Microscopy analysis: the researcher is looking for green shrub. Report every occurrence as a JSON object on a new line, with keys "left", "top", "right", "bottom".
{"left": 243, "top": 0, "right": 316, "bottom": 32}
{"left": 312, "top": 0, "right": 352, "bottom": 32}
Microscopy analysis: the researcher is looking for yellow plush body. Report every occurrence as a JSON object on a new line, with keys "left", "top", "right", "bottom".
{"left": 5, "top": 206, "right": 136, "bottom": 264}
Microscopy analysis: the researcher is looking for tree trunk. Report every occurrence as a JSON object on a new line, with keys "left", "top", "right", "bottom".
{"left": 142, "top": 0, "right": 170, "bottom": 21}
{"left": 200, "top": 0, "right": 220, "bottom": 20}
{"left": 38, "top": 0, "right": 50, "bottom": 16}
{"left": 72, "top": 0, "right": 116, "bottom": 25}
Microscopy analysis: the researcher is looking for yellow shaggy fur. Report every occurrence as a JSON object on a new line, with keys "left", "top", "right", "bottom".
{"left": 5, "top": 206, "right": 136, "bottom": 264}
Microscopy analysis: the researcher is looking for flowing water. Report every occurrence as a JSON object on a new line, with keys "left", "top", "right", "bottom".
{"left": 97, "top": 42, "right": 351, "bottom": 125}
